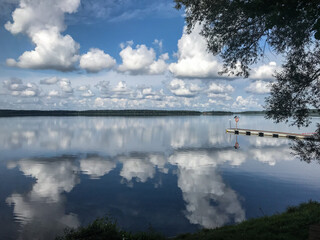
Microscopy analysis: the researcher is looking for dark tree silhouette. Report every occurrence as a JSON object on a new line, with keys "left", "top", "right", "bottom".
{"left": 291, "top": 124, "right": 320, "bottom": 163}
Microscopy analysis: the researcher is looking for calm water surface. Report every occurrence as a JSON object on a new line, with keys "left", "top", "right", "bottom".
{"left": 0, "top": 115, "right": 319, "bottom": 239}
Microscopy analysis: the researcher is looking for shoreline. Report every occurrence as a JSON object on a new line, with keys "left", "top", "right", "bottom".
{"left": 56, "top": 201, "right": 320, "bottom": 240}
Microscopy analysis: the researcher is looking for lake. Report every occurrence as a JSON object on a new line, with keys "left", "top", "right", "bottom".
{"left": 0, "top": 115, "right": 319, "bottom": 239}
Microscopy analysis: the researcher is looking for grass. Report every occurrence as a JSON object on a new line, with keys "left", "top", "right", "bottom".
{"left": 55, "top": 217, "right": 166, "bottom": 240}
{"left": 175, "top": 201, "right": 320, "bottom": 240}
{"left": 56, "top": 201, "right": 320, "bottom": 240}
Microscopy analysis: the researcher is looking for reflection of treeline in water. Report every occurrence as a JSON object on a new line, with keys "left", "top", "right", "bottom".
{"left": 0, "top": 109, "right": 319, "bottom": 117}
{"left": 203, "top": 111, "right": 266, "bottom": 115}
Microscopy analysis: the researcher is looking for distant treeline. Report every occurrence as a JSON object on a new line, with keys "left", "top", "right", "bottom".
{"left": 0, "top": 109, "right": 318, "bottom": 117}
{"left": 0, "top": 109, "right": 202, "bottom": 117}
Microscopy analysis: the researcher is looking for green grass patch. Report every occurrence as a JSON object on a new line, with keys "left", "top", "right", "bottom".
{"left": 56, "top": 201, "right": 320, "bottom": 240}
{"left": 175, "top": 201, "right": 320, "bottom": 240}
{"left": 55, "top": 217, "right": 166, "bottom": 240}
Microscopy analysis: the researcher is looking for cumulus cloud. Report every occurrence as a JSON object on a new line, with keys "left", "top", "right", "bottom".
{"left": 42, "top": 77, "right": 74, "bottom": 98}
{"left": 207, "top": 82, "right": 234, "bottom": 93}
{"left": 113, "top": 81, "right": 129, "bottom": 93}
{"left": 3, "top": 78, "right": 40, "bottom": 97}
{"left": 58, "top": 78, "right": 73, "bottom": 93}
{"left": 40, "top": 77, "right": 59, "bottom": 85}
{"left": 95, "top": 80, "right": 133, "bottom": 99}
{"left": 232, "top": 96, "right": 261, "bottom": 110}
{"left": 118, "top": 43, "right": 168, "bottom": 75}
{"left": 81, "top": 89, "right": 94, "bottom": 97}
{"left": 5, "top": 0, "right": 80, "bottom": 71}
{"left": 246, "top": 80, "right": 272, "bottom": 94}
{"left": 95, "top": 80, "right": 110, "bottom": 94}
{"left": 153, "top": 39, "right": 163, "bottom": 51}
{"left": 208, "top": 93, "right": 232, "bottom": 101}
{"left": 80, "top": 48, "right": 116, "bottom": 73}
{"left": 168, "top": 79, "right": 202, "bottom": 97}
{"left": 3, "top": 78, "right": 25, "bottom": 91}
{"left": 136, "top": 86, "right": 162, "bottom": 101}
{"left": 169, "top": 24, "right": 223, "bottom": 78}
{"left": 94, "top": 97, "right": 105, "bottom": 107}
{"left": 77, "top": 85, "right": 94, "bottom": 97}
{"left": 250, "top": 62, "right": 280, "bottom": 80}
{"left": 148, "top": 53, "right": 169, "bottom": 74}
{"left": 48, "top": 90, "right": 60, "bottom": 97}
{"left": 77, "top": 85, "right": 89, "bottom": 91}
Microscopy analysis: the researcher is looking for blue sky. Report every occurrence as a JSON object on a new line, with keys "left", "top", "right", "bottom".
{"left": 0, "top": 0, "right": 281, "bottom": 111}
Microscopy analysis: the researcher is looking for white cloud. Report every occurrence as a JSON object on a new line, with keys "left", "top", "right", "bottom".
{"left": 95, "top": 81, "right": 133, "bottom": 99}
{"left": 80, "top": 48, "right": 116, "bottom": 73}
{"left": 77, "top": 85, "right": 94, "bottom": 97}
{"left": 21, "top": 88, "right": 37, "bottom": 97}
{"left": 153, "top": 39, "right": 163, "bottom": 51}
{"left": 40, "top": 77, "right": 59, "bottom": 85}
{"left": 3, "top": 78, "right": 40, "bottom": 97}
{"left": 81, "top": 90, "right": 94, "bottom": 97}
{"left": 95, "top": 80, "right": 110, "bottom": 94}
{"left": 250, "top": 62, "right": 279, "bottom": 80}
{"left": 58, "top": 78, "right": 73, "bottom": 93}
{"left": 78, "top": 85, "right": 89, "bottom": 91}
{"left": 94, "top": 97, "right": 105, "bottom": 107}
{"left": 232, "top": 96, "right": 261, "bottom": 110}
{"left": 3, "top": 78, "right": 25, "bottom": 91}
{"left": 168, "top": 78, "right": 202, "bottom": 97}
{"left": 246, "top": 80, "right": 272, "bottom": 94}
{"left": 41, "top": 77, "right": 74, "bottom": 98}
{"left": 5, "top": 0, "right": 80, "bottom": 71}
{"left": 207, "top": 82, "right": 234, "bottom": 93}
{"left": 208, "top": 93, "right": 232, "bottom": 101}
{"left": 148, "top": 53, "right": 169, "bottom": 75}
{"left": 135, "top": 86, "right": 163, "bottom": 101}
{"left": 118, "top": 43, "right": 168, "bottom": 75}
{"left": 48, "top": 90, "right": 59, "bottom": 97}
{"left": 113, "top": 81, "right": 129, "bottom": 93}
{"left": 169, "top": 24, "right": 223, "bottom": 78}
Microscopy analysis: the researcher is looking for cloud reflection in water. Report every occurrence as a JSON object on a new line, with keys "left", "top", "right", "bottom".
{"left": 1, "top": 116, "right": 318, "bottom": 238}
{"left": 6, "top": 156, "right": 80, "bottom": 239}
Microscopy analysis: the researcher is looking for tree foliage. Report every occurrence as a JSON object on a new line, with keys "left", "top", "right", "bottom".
{"left": 174, "top": 0, "right": 320, "bottom": 125}
{"left": 174, "top": 0, "right": 320, "bottom": 162}
{"left": 265, "top": 42, "right": 320, "bottom": 127}
{"left": 291, "top": 124, "right": 320, "bottom": 163}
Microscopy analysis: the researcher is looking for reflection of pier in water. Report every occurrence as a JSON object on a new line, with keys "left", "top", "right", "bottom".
{"left": 226, "top": 128, "right": 317, "bottom": 141}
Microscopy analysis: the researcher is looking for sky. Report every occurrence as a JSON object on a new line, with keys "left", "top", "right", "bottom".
{"left": 0, "top": 0, "right": 282, "bottom": 111}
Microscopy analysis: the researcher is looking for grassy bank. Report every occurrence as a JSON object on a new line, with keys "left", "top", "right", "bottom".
{"left": 56, "top": 201, "right": 320, "bottom": 240}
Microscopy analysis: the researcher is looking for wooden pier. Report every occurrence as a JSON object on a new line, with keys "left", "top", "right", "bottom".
{"left": 226, "top": 128, "right": 316, "bottom": 140}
